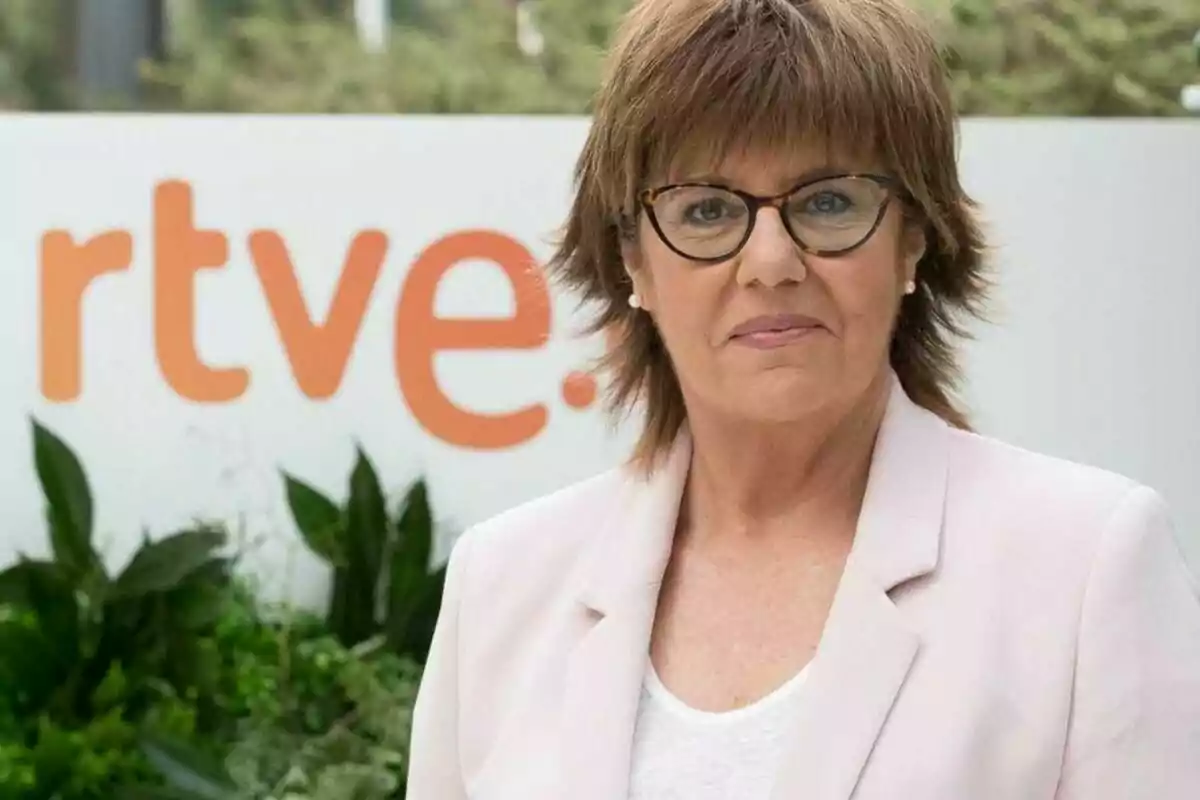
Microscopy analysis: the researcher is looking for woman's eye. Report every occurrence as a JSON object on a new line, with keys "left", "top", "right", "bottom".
{"left": 684, "top": 198, "right": 735, "bottom": 223}
{"left": 803, "top": 191, "right": 852, "bottom": 214}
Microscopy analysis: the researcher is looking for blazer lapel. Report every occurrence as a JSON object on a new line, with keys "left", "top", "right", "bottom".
{"left": 767, "top": 568, "right": 919, "bottom": 799}
{"left": 560, "top": 436, "right": 692, "bottom": 800}
{"left": 770, "top": 378, "right": 949, "bottom": 800}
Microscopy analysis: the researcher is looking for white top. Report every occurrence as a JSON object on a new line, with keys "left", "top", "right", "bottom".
{"left": 628, "top": 661, "right": 811, "bottom": 800}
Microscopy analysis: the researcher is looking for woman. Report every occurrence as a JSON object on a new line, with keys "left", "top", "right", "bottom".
{"left": 407, "top": 0, "right": 1200, "bottom": 798}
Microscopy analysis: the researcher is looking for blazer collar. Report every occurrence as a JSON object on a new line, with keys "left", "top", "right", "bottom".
{"left": 849, "top": 373, "right": 947, "bottom": 592}
{"left": 575, "top": 425, "right": 691, "bottom": 616}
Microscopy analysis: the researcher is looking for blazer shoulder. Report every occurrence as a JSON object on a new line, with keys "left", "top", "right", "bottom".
{"left": 943, "top": 424, "right": 1164, "bottom": 546}
{"left": 952, "top": 424, "right": 1135, "bottom": 485}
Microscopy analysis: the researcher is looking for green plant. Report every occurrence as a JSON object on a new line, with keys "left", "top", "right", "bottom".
{"left": 140, "top": 0, "right": 611, "bottom": 113}
{"left": 126, "top": 632, "right": 422, "bottom": 800}
{"left": 0, "top": 0, "right": 75, "bottom": 110}
{"left": 0, "top": 419, "right": 234, "bottom": 799}
{"left": 283, "top": 447, "right": 446, "bottom": 664}
{"left": 915, "top": 0, "right": 1200, "bottom": 115}
{"left": 207, "top": 578, "right": 373, "bottom": 742}
{"left": 143, "top": 0, "right": 1200, "bottom": 116}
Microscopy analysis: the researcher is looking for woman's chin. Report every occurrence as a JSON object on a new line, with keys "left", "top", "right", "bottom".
{"left": 728, "top": 378, "right": 836, "bottom": 424}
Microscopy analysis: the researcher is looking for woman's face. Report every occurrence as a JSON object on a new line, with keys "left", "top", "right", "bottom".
{"left": 625, "top": 143, "right": 926, "bottom": 425}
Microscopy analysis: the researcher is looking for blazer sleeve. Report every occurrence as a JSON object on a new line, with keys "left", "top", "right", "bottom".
{"left": 1056, "top": 486, "right": 1200, "bottom": 799}
{"left": 406, "top": 528, "right": 477, "bottom": 800}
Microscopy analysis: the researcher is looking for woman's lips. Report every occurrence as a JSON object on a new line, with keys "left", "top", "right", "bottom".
{"left": 728, "top": 313, "right": 824, "bottom": 349}
{"left": 732, "top": 326, "right": 821, "bottom": 349}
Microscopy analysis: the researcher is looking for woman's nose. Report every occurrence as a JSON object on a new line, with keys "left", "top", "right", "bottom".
{"left": 734, "top": 207, "right": 807, "bottom": 288}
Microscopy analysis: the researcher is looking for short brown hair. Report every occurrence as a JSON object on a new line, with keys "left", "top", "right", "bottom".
{"left": 547, "top": 0, "right": 990, "bottom": 469}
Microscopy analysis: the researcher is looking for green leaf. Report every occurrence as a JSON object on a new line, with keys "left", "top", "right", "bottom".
{"left": 283, "top": 472, "right": 345, "bottom": 565}
{"left": 179, "top": 555, "right": 234, "bottom": 591}
{"left": 395, "top": 480, "right": 433, "bottom": 578}
{"left": 329, "top": 567, "right": 351, "bottom": 645}
{"left": 385, "top": 481, "right": 436, "bottom": 656}
{"left": 139, "top": 732, "right": 237, "bottom": 799}
{"left": 393, "top": 563, "right": 447, "bottom": 663}
{"left": 0, "top": 557, "right": 62, "bottom": 607}
{"left": 168, "top": 577, "right": 232, "bottom": 630}
{"left": 112, "top": 527, "right": 227, "bottom": 599}
{"left": 341, "top": 446, "right": 389, "bottom": 646}
{"left": 347, "top": 447, "right": 388, "bottom": 583}
{"left": 31, "top": 418, "right": 98, "bottom": 580}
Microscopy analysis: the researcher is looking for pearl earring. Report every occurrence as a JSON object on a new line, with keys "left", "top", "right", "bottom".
{"left": 904, "top": 279, "right": 917, "bottom": 296}
{"left": 627, "top": 293, "right": 642, "bottom": 309}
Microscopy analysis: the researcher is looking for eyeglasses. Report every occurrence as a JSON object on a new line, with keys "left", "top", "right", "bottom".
{"left": 638, "top": 173, "right": 898, "bottom": 263}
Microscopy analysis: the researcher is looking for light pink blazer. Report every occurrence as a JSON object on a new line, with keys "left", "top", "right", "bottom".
{"left": 407, "top": 379, "right": 1200, "bottom": 799}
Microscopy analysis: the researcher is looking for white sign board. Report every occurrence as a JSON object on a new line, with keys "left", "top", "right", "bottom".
{"left": 1, "top": 116, "right": 1197, "bottom": 605}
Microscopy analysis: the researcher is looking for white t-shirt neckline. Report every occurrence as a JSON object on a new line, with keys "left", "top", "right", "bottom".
{"left": 643, "top": 660, "right": 813, "bottom": 725}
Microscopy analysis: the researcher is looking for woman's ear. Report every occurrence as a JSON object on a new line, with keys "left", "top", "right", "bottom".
{"left": 623, "top": 262, "right": 651, "bottom": 311}
{"left": 619, "top": 240, "right": 652, "bottom": 312}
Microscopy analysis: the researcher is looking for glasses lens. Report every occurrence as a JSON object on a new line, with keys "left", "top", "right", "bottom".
{"left": 649, "top": 185, "right": 750, "bottom": 260}
{"left": 784, "top": 176, "right": 890, "bottom": 253}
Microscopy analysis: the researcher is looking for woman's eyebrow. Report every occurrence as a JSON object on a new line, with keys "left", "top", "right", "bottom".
{"left": 666, "top": 164, "right": 861, "bottom": 190}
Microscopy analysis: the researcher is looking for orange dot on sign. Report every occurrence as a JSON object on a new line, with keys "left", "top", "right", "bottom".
{"left": 561, "top": 371, "right": 598, "bottom": 409}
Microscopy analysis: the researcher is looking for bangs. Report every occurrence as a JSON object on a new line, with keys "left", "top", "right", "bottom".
{"left": 607, "top": 0, "right": 942, "bottom": 206}
{"left": 645, "top": 77, "right": 881, "bottom": 187}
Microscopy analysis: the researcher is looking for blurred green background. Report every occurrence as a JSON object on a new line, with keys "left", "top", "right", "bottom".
{"left": 2, "top": 0, "right": 1199, "bottom": 116}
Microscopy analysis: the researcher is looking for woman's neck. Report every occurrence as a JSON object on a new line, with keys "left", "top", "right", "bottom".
{"left": 680, "top": 372, "right": 891, "bottom": 547}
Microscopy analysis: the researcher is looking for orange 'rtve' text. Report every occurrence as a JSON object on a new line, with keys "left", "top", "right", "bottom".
{"left": 39, "top": 179, "right": 597, "bottom": 450}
